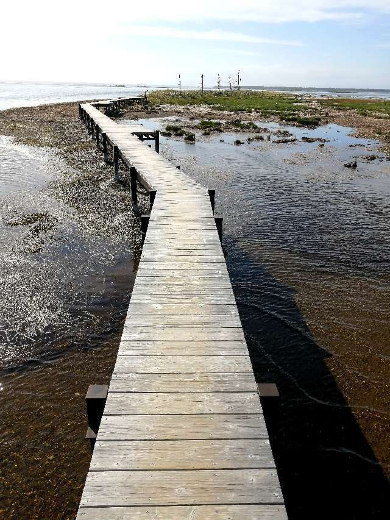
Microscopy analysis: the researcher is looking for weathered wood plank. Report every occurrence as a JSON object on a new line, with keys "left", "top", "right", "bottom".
{"left": 113, "top": 355, "right": 252, "bottom": 374}
{"left": 127, "top": 303, "right": 239, "bottom": 316}
{"left": 117, "top": 340, "right": 248, "bottom": 356}
{"left": 78, "top": 505, "right": 288, "bottom": 520}
{"left": 79, "top": 469, "right": 284, "bottom": 507}
{"left": 97, "top": 413, "right": 267, "bottom": 440}
{"left": 104, "top": 392, "right": 261, "bottom": 415}
{"left": 120, "top": 329, "right": 246, "bottom": 342}
{"left": 90, "top": 439, "right": 275, "bottom": 470}
{"left": 109, "top": 372, "right": 257, "bottom": 393}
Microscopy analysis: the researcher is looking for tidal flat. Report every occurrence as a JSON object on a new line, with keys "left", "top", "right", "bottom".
{"left": 0, "top": 97, "right": 389, "bottom": 518}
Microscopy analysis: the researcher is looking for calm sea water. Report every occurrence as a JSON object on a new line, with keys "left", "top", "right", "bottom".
{"left": 0, "top": 81, "right": 389, "bottom": 112}
{"left": 0, "top": 81, "right": 147, "bottom": 111}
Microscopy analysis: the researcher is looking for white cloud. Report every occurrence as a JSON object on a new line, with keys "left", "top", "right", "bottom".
{"left": 376, "top": 43, "right": 390, "bottom": 48}
{"left": 125, "top": 27, "right": 302, "bottom": 46}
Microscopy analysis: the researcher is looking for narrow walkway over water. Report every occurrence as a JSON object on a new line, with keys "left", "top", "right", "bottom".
{"left": 76, "top": 102, "right": 287, "bottom": 519}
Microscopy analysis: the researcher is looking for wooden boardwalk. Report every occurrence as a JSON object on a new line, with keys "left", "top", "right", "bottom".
{"left": 77, "top": 103, "right": 287, "bottom": 519}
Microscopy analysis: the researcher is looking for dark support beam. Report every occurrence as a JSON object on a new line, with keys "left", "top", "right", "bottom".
{"left": 102, "top": 133, "right": 108, "bottom": 162}
{"left": 149, "top": 190, "right": 157, "bottom": 209}
{"left": 130, "top": 166, "right": 138, "bottom": 205}
{"left": 78, "top": 104, "right": 82, "bottom": 119}
{"left": 208, "top": 189, "right": 215, "bottom": 214}
{"left": 155, "top": 130, "right": 160, "bottom": 153}
{"left": 214, "top": 216, "right": 223, "bottom": 243}
{"left": 141, "top": 214, "right": 150, "bottom": 235}
{"left": 113, "top": 145, "right": 119, "bottom": 180}
{"left": 95, "top": 125, "right": 100, "bottom": 146}
{"left": 257, "top": 383, "right": 280, "bottom": 445}
{"left": 85, "top": 384, "right": 108, "bottom": 450}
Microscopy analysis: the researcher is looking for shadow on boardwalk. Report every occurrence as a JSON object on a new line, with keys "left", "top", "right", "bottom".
{"left": 226, "top": 238, "right": 390, "bottom": 520}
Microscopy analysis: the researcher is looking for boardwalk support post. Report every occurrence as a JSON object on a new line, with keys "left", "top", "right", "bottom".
{"left": 130, "top": 166, "right": 138, "bottom": 205}
{"left": 141, "top": 214, "right": 150, "bottom": 234}
{"left": 155, "top": 130, "right": 160, "bottom": 153}
{"left": 85, "top": 384, "right": 108, "bottom": 451}
{"left": 208, "top": 189, "right": 215, "bottom": 214}
{"left": 102, "top": 133, "right": 108, "bottom": 162}
{"left": 113, "top": 145, "right": 119, "bottom": 181}
{"left": 215, "top": 216, "right": 223, "bottom": 243}
{"left": 149, "top": 190, "right": 157, "bottom": 209}
{"left": 257, "top": 383, "right": 280, "bottom": 443}
{"left": 95, "top": 125, "right": 100, "bottom": 146}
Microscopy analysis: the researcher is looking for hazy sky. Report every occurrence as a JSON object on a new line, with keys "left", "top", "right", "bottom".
{"left": 2, "top": 0, "right": 390, "bottom": 87}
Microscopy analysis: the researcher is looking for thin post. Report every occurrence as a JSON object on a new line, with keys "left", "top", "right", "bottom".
{"left": 102, "top": 133, "right": 108, "bottom": 162}
{"left": 141, "top": 214, "right": 150, "bottom": 234}
{"left": 149, "top": 190, "right": 156, "bottom": 209}
{"left": 208, "top": 189, "right": 215, "bottom": 214}
{"left": 78, "top": 104, "right": 82, "bottom": 119}
{"left": 130, "top": 166, "right": 138, "bottom": 205}
{"left": 155, "top": 130, "right": 160, "bottom": 153}
{"left": 113, "top": 145, "right": 119, "bottom": 180}
{"left": 95, "top": 125, "right": 100, "bottom": 146}
{"left": 85, "top": 384, "right": 108, "bottom": 450}
{"left": 201, "top": 73, "right": 204, "bottom": 94}
{"left": 215, "top": 216, "right": 223, "bottom": 243}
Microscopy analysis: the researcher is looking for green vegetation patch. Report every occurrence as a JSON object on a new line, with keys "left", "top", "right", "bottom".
{"left": 320, "top": 98, "right": 390, "bottom": 118}
{"left": 199, "top": 120, "right": 223, "bottom": 131}
{"left": 282, "top": 115, "right": 321, "bottom": 128}
{"left": 148, "top": 89, "right": 311, "bottom": 118}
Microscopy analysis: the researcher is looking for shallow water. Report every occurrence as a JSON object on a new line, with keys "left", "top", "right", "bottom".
{"left": 0, "top": 138, "right": 141, "bottom": 369}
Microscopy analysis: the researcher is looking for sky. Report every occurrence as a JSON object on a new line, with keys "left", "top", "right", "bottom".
{"left": 1, "top": 0, "right": 390, "bottom": 88}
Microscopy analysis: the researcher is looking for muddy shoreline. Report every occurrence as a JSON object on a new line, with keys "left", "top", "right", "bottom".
{"left": 0, "top": 100, "right": 389, "bottom": 518}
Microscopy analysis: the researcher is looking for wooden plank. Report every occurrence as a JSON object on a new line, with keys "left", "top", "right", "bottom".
{"left": 113, "top": 356, "right": 252, "bottom": 374}
{"left": 97, "top": 414, "right": 267, "bottom": 440}
{"left": 109, "top": 372, "right": 257, "bottom": 393}
{"left": 122, "top": 316, "right": 242, "bottom": 327}
{"left": 120, "top": 329, "right": 246, "bottom": 341}
{"left": 77, "top": 505, "right": 288, "bottom": 520}
{"left": 78, "top": 469, "right": 284, "bottom": 507}
{"left": 90, "top": 439, "right": 275, "bottom": 470}
{"left": 104, "top": 392, "right": 261, "bottom": 415}
{"left": 127, "top": 303, "right": 239, "bottom": 316}
{"left": 117, "top": 340, "right": 248, "bottom": 356}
